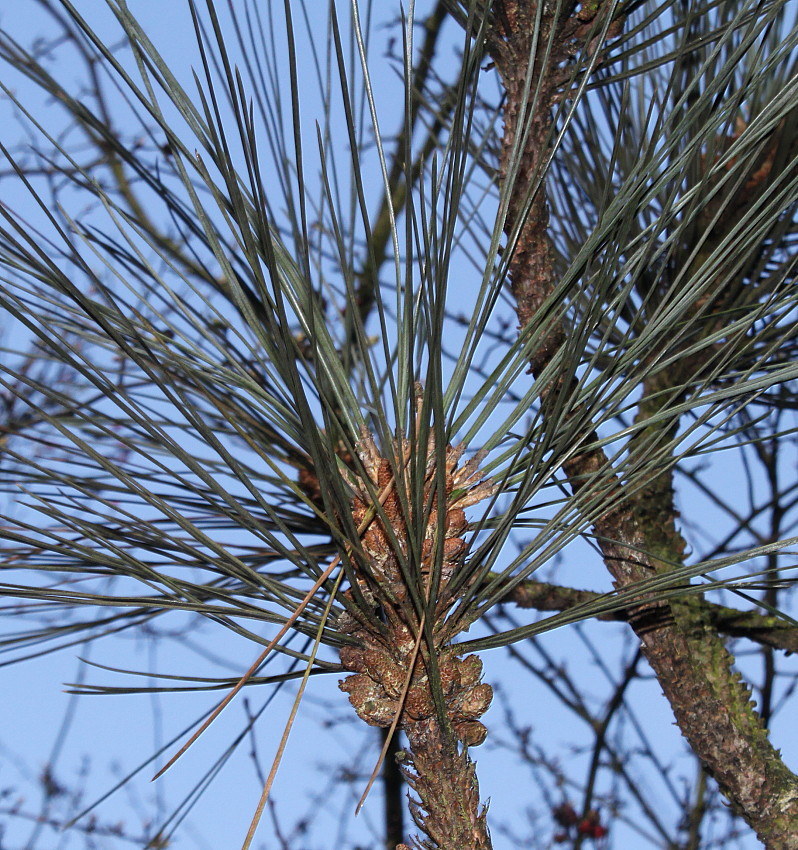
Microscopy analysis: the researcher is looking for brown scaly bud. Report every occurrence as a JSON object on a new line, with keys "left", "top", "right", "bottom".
{"left": 338, "top": 644, "right": 367, "bottom": 673}
{"left": 363, "top": 648, "right": 406, "bottom": 699}
{"left": 404, "top": 680, "right": 437, "bottom": 721}
{"left": 452, "top": 683, "right": 494, "bottom": 721}
{"left": 338, "top": 673, "right": 398, "bottom": 727}
{"left": 458, "top": 654, "right": 484, "bottom": 688}
{"left": 454, "top": 719, "right": 489, "bottom": 747}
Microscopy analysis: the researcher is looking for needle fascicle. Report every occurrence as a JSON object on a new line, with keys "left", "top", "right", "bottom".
{"left": 240, "top": 568, "right": 346, "bottom": 850}
{"left": 152, "top": 471, "right": 401, "bottom": 782}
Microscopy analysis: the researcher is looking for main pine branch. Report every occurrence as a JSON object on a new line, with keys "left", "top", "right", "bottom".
{"left": 489, "top": 1, "right": 798, "bottom": 846}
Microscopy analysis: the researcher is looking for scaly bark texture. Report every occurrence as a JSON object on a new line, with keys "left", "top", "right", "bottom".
{"left": 489, "top": 1, "right": 798, "bottom": 846}
{"left": 337, "top": 425, "right": 495, "bottom": 850}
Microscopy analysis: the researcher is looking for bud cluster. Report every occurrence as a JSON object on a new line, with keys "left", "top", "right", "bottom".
{"left": 337, "top": 426, "right": 495, "bottom": 745}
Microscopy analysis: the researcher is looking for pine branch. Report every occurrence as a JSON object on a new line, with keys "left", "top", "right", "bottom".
{"left": 501, "top": 576, "right": 798, "bottom": 655}
{"left": 488, "top": 1, "right": 798, "bottom": 845}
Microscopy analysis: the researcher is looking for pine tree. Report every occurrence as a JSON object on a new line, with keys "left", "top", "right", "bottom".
{"left": 1, "top": 1, "right": 797, "bottom": 847}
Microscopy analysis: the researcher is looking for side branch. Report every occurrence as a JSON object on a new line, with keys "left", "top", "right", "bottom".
{"left": 501, "top": 577, "right": 798, "bottom": 655}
